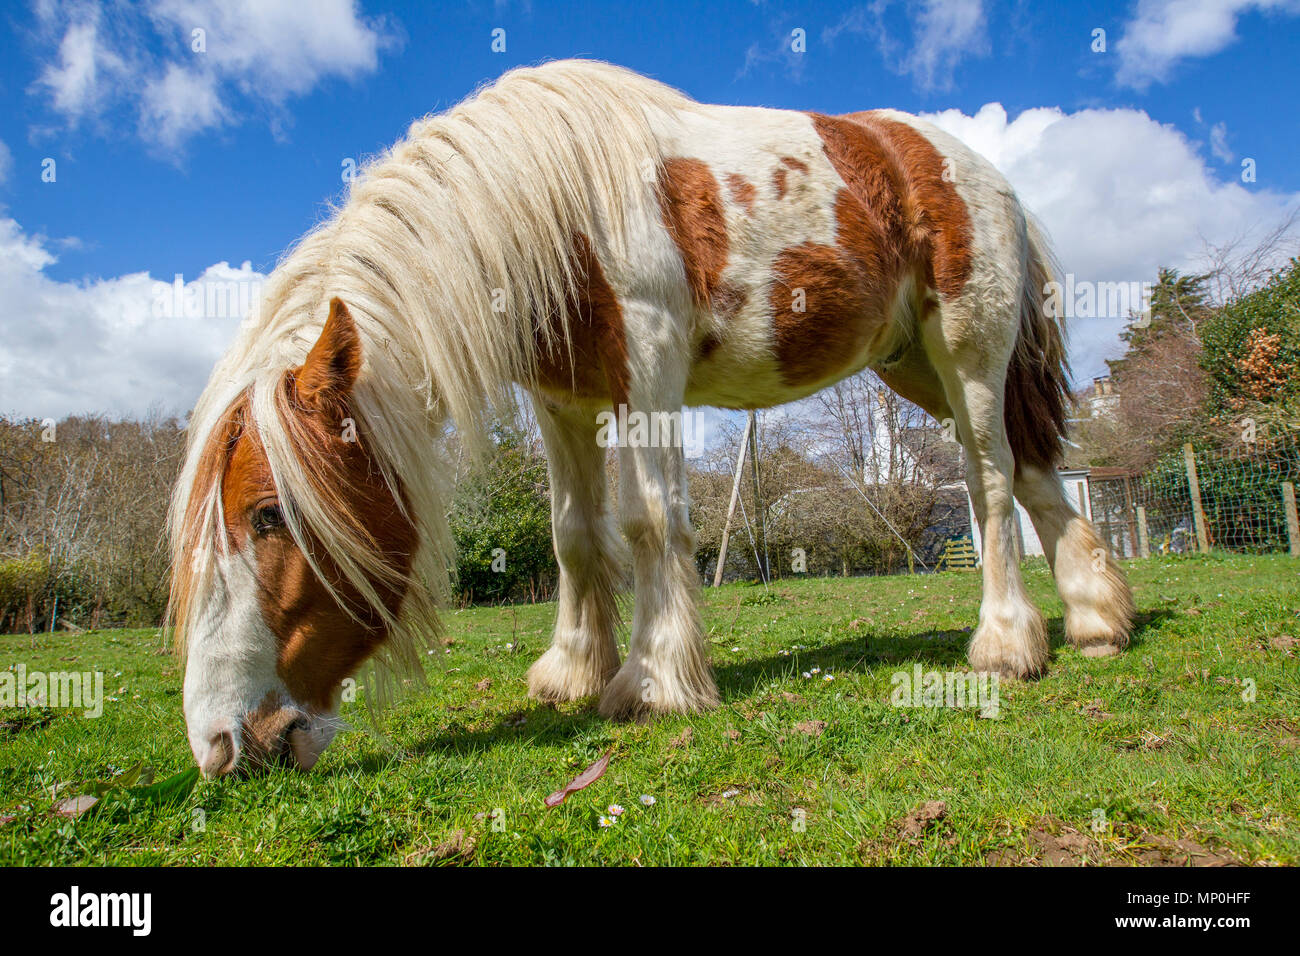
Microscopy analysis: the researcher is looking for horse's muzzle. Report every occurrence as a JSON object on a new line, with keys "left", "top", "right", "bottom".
{"left": 194, "top": 705, "right": 330, "bottom": 778}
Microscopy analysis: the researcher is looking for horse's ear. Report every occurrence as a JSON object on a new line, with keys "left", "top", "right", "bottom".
{"left": 296, "top": 298, "right": 361, "bottom": 406}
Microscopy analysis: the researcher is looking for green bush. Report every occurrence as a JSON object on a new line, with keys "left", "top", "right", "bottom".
{"left": 1199, "top": 258, "right": 1300, "bottom": 413}
{"left": 449, "top": 428, "right": 557, "bottom": 604}
{"left": 1139, "top": 445, "right": 1299, "bottom": 553}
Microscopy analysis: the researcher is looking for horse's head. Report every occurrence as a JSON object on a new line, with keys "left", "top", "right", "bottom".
{"left": 174, "top": 299, "right": 418, "bottom": 778}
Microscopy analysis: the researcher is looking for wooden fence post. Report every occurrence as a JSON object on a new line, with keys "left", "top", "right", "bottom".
{"left": 748, "top": 411, "right": 769, "bottom": 584}
{"left": 1282, "top": 481, "right": 1300, "bottom": 557}
{"left": 1183, "top": 442, "right": 1210, "bottom": 553}
{"left": 713, "top": 421, "right": 751, "bottom": 587}
{"left": 1136, "top": 505, "right": 1150, "bottom": 559}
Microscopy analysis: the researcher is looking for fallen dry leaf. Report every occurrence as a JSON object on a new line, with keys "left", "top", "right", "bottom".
{"left": 669, "top": 727, "right": 694, "bottom": 749}
{"left": 53, "top": 795, "right": 99, "bottom": 818}
{"left": 794, "top": 720, "right": 827, "bottom": 737}
{"left": 544, "top": 750, "right": 613, "bottom": 808}
{"left": 474, "top": 678, "right": 492, "bottom": 691}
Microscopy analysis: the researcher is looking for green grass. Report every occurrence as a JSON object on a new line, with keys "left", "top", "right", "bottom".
{"left": 2, "top": 553, "right": 1297, "bottom": 866}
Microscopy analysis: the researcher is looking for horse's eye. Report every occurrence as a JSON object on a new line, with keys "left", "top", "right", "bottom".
{"left": 252, "top": 503, "right": 284, "bottom": 535}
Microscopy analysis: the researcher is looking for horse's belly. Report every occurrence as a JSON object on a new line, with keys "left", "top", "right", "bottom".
{"left": 682, "top": 280, "right": 903, "bottom": 410}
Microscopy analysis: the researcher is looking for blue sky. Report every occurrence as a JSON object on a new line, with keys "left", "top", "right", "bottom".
{"left": 3, "top": 0, "right": 1300, "bottom": 419}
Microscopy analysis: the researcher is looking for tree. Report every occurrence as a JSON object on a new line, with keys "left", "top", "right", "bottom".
{"left": 1078, "top": 269, "right": 1213, "bottom": 471}
{"left": 448, "top": 423, "right": 557, "bottom": 604}
{"left": 1198, "top": 256, "right": 1300, "bottom": 433}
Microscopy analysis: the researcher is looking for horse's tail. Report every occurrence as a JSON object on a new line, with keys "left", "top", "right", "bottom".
{"left": 1003, "top": 216, "right": 1071, "bottom": 472}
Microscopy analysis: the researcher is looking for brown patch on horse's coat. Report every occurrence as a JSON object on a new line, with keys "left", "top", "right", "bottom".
{"left": 765, "top": 112, "right": 974, "bottom": 388}
{"left": 725, "top": 173, "right": 757, "bottom": 213}
{"left": 814, "top": 112, "right": 1059, "bottom": 470}
{"left": 657, "top": 157, "right": 730, "bottom": 308}
{"left": 772, "top": 157, "right": 809, "bottom": 200}
{"left": 534, "top": 233, "right": 630, "bottom": 406}
{"left": 210, "top": 301, "right": 418, "bottom": 712}
{"left": 811, "top": 113, "right": 919, "bottom": 253}
{"left": 770, "top": 119, "right": 914, "bottom": 387}
{"left": 837, "top": 111, "right": 973, "bottom": 298}
{"left": 770, "top": 237, "right": 890, "bottom": 387}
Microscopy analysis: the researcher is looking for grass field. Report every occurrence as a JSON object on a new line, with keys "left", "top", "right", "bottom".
{"left": 2, "top": 553, "right": 1297, "bottom": 866}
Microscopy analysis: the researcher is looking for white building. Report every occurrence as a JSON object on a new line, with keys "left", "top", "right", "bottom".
{"left": 966, "top": 468, "right": 1092, "bottom": 559}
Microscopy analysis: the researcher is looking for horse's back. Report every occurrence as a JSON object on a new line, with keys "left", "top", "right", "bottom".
{"left": 535, "top": 93, "right": 1032, "bottom": 415}
{"left": 647, "top": 102, "right": 1018, "bottom": 410}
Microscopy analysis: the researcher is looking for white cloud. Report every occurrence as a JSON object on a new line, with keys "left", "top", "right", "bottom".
{"left": 140, "top": 63, "right": 229, "bottom": 151}
{"left": 903, "top": 0, "right": 988, "bottom": 90}
{"left": 921, "top": 102, "right": 1300, "bottom": 377}
{"left": 824, "top": 0, "right": 988, "bottom": 91}
{"left": 1208, "top": 121, "right": 1234, "bottom": 162}
{"left": 0, "top": 215, "right": 262, "bottom": 420}
{"left": 0, "top": 140, "right": 12, "bottom": 184}
{"left": 1115, "top": 0, "right": 1300, "bottom": 89}
{"left": 29, "top": 0, "right": 397, "bottom": 154}
{"left": 34, "top": 15, "right": 129, "bottom": 120}
{"left": 737, "top": 21, "right": 810, "bottom": 81}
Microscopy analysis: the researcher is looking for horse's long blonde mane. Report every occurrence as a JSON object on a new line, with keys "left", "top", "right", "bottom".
{"left": 168, "top": 60, "right": 695, "bottom": 694}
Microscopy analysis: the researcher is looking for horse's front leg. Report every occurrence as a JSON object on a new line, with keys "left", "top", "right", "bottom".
{"left": 599, "top": 400, "right": 719, "bottom": 720}
{"left": 526, "top": 399, "right": 625, "bottom": 702}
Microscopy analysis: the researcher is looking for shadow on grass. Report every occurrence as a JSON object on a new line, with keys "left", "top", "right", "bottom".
{"left": 713, "top": 626, "right": 971, "bottom": 700}
{"left": 334, "top": 701, "right": 611, "bottom": 774}
{"left": 715, "top": 602, "right": 1171, "bottom": 704}
{"left": 332, "top": 604, "right": 1174, "bottom": 775}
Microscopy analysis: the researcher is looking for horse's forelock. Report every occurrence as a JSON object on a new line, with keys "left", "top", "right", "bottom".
{"left": 168, "top": 392, "right": 249, "bottom": 657}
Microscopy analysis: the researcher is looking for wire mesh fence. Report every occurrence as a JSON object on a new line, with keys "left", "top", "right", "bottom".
{"left": 707, "top": 427, "right": 1300, "bottom": 586}
{"left": 1087, "top": 432, "right": 1300, "bottom": 558}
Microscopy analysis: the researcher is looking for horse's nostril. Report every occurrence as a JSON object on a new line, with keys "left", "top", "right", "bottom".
{"left": 201, "top": 730, "right": 238, "bottom": 778}
{"left": 240, "top": 704, "right": 309, "bottom": 771}
{"left": 272, "top": 725, "right": 299, "bottom": 760}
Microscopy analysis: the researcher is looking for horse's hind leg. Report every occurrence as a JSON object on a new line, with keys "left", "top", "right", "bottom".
{"left": 526, "top": 400, "right": 624, "bottom": 702}
{"left": 923, "top": 314, "right": 1050, "bottom": 678}
{"left": 1015, "top": 464, "right": 1134, "bottom": 657}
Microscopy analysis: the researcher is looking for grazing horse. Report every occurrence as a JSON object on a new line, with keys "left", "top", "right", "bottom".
{"left": 170, "top": 60, "right": 1134, "bottom": 777}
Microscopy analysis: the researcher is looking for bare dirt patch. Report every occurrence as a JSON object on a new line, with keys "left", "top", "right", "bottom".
{"left": 899, "top": 800, "right": 948, "bottom": 844}
{"left": 987, "top": 818, "right": 1240, "bottom": 866}
{"left": 1123, "top": 834, "right": 1238, "bottom": 866}
{"left": 404, "top": 828, "right": 476, "bottom": 865}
